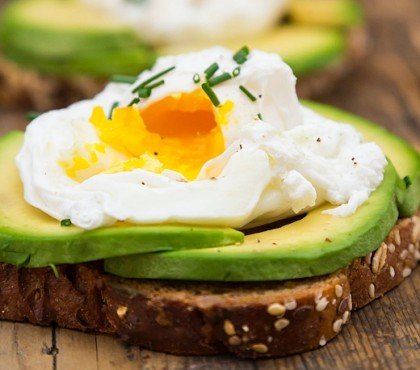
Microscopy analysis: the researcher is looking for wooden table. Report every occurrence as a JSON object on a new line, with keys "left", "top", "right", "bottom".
{"left": 0, "top": 0, "right": 419, "bottom": 369}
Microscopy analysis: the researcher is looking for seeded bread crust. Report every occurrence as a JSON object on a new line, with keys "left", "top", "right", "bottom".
{"left": 0, "top": 27, "right": 367, "bottom": 110}
{"left": 0, "top": 214, "right": 418, "bottom": 358}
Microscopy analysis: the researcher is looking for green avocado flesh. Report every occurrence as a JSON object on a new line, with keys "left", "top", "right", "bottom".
{"left": 106, "top": 164, "right": 398, "bottom": 281}
{"left": 0, "top": 132, "right": 243, "bottom": 267}
{"left": 0, "top": 0, "right": 359, "bottom": 77}
{"left": 104, "top": 103, "right": 420, "bottom": 281}
{"left": 0, "top": 0, "right": 156, "bottom": 77}
{"left": 289, "top": 0, "right": 363, "bottom": 27}
{"left": 0, "top": 104, "right": 417, "bottom": 281}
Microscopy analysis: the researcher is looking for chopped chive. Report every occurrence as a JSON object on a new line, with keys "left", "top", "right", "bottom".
{"left": 232, "top": 67, "right": 241, "bottom": 77}
{"left": 136, "top": 87, "right": 152, "bottom": 98}
{"left": 49, "top": 264, "right": 60, "bottom": 278}
{"left": 147, "top": 79, "right": 165, "bottom": 89}
{"left": 111, "top": 75, "right": 137, "bottom": 84}
{"left": 201, "top": 83, "right": 220, "bottom": 107}
{"left": 193, "top": 73, "right": 201, "bottom": 84}
{"left": 132, "top": 66, "right": 175, "bottom": 92}
{"left": 128, "top": 97, "right": 140, "bottom": 106}
{"left": 108, "top": 102, "right": 119, "bottom": 119}
{"left": 60, "top": 219, "right": 72, "bottom": 227}
{"left": 204, "top": 63, "right": 219, "bottom": 79}
{"left": 256, "top": 113, "right": 263, "bottom": 120}
{"left": 233, "top": 46, "right": 250, "bottom": 64}
{"left": 133, "top": 80, "right": 163, "bottom": 97}
{"left": 208, "top": 72, "right": 232, "bottom": 87}
{"left": 239, "top": 85, "right": 257, "bottom": 102}
{"left": 403, "top": 176, "right": 412, "bottom": 188}
{"left": 25, "top": 111, "right": 41, "bottom": 121}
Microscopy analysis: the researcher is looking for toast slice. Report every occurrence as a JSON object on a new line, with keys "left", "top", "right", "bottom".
{"left": 0, "top": 214, "right": 418, "bottom": 359}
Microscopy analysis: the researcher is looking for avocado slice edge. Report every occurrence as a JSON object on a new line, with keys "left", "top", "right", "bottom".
{"left": 104, "top": 103, "right": 419, "bottom": 281}
{"left": 0, "top": 132, "right": 243, "bottom": 267}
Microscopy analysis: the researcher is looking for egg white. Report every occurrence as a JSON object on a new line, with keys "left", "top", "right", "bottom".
{"left": 17, "top": 47, "right": 387, "bottom": 230}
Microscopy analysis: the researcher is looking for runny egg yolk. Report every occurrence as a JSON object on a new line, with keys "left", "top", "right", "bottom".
{"left": 62, "top": 90, "right": 233, "bottom": 181}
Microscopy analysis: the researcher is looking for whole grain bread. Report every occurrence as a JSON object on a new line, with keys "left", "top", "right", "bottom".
{"left": 0, "top": 56, "right": 105, "bottom": 111}
{"left": 0, "top": 28, "right": 367, "bottom": 111}
{"left": 0, "top": 214, "right": 418, "bottom": 358}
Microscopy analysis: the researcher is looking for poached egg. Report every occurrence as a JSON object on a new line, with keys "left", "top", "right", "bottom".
{"left": 17, "top": 47, "right": 387, "bottom": 230}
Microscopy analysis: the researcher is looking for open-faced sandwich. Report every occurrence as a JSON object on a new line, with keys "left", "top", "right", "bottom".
{"left": 0, "top": 0, "right": 365, "bottom": 110}
{"left": 0, "top": 47, "right": 418, "bottom": 358}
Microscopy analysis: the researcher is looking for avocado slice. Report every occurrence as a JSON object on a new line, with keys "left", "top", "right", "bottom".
{"left": 289, "top": 0, "right": 364, "bottom": 27}
{"left": 0, "top": 132, "right": 243, "bottom": 267}
{"left": 159, "top": 25, "right": 347, "bottom": 77}
{"left": 0, "top": 0, "right": 353, "bottom": 78}
{"left": 104, "top": 103, "right": 420, "bottom": 281}
{"left": 0, "top": 0, "right": 156, "bottom": 76}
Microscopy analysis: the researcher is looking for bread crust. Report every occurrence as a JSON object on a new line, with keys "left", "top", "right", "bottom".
{"left": 0, "top": 214, "right": 418, "bottom": 358}
{"left": 0, "top": 55, "right": 104, "bottom": 111}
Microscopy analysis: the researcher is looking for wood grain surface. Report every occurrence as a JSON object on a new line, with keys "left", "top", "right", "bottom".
{"left": 0, "top": 0, "right": 419, "bottom": 369}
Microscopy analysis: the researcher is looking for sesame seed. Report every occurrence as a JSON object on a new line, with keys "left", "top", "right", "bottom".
{"left": 319, "top": 336, "right": 327, "bottom": 346}
{"left": 251, "top": 343, "right": 268, "bottom": 354}
{"left": 348, "top": 295, "right": 353, "bottom": 311}
{"left": 332, "top": 299, "right": 337, "bottom": 305}
{"left": 365, "top": 253, "right": 372, "bottom": 265}
{"left": 342, "top": 310, "right": 350, "bottom": 324}
{"left": 390, "top": 266, "right": 395, "bottom": 277}
{"left": 408, "top": 243, "right": 415, "bottom": 253}
{"left": 335, "top": 285, "right": 343, "bottom": 298}
{"left": 284, "top": 299, "right": 297, "bottom": 310}
{"left": 267, "top": 336, "right": 273, "bottom": 343}
{"left": 116, "top": 306, "right": 128, "bottom": 319}
{"left": 333, "top": 319, "right": 343, "bottom": 333}
{"left": 394, "top": 230, "right": 401, "bottom": 245}
{"left": 369, "top": 284, "right": 375, "bottom": 299}
{"left": 242, "top": 325, "right": 249, "bottom": 332}
{"left": 402, "top": 268, "right": 412, "bottom": 278}
{"left": 267, "top": 303, "right": 286, "bottom": 316}
{"left": 400, "top": 249, "right": 408, "bottom": 260}
{"left": 228, "top": 335, "right": 241, "bottom": 346}
{"left": 316, "top": 297, "right": 329, "bottom": 312}
{"left": 274, "top": 318, "right": 290, "bottom": 331}
{"left": 372, "top": 243, "right": 387, "bottom": 274}
{"left": 415, "top": 250, "right": 420, "bottom": 261}
{"left": 387, "top": 243, "right": 396, "bottom": 253}
{"left": 223, "top": 320, "right": 236, "bottom": 336}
